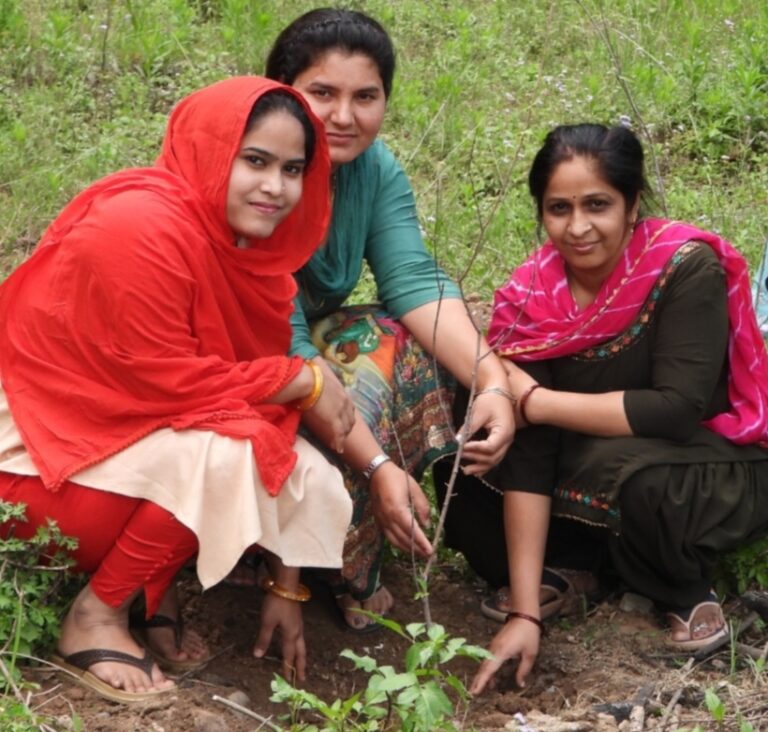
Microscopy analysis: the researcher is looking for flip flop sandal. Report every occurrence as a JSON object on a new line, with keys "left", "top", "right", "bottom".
{"left": 50, "top": 648, "right": 172, "bottom": 704}
{"left": 480, "top": 568, "right": 595, "bottom": 624}
{"left": 664, "top": 592, "right": 730, "bottom": 653}
{"left": 130, "top": 614, "right": 211, "bottom": 673}
{"left": 331, "top": 583, "right": 386, "bottom": 634}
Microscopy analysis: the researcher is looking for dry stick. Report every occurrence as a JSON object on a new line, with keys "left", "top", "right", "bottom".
{"left": 573, "top": 0, "right": 668, "bottom": 215}
{"left": 0, "top": 655, "right": 24, "bottom": 703}
{"left": 657, "top": 656, "right": 695, "bottom": 732}
{"left": 175, "top": 642, "right": 235, "bottom": 683}
{"left": 211, "top": 694, "right": 283, "bottom": 731}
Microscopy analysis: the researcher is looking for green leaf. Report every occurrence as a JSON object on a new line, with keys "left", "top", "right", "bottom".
{"left": 704, "top": 688, "right": 726, "bottom": 723}
{"left": 340, "top": 649, "right": 378, "bottom": 673}
{"left": 427, "top": 623, "right": 446, "bottom": 641}
{"left": 374, "top": 671, "right": 419, "bottom": 693}
{"left": 410, "top": 680, "right": 454, "bottom": 727}
{"left": 405, "top": 621, "right": 427, "bottom": 639}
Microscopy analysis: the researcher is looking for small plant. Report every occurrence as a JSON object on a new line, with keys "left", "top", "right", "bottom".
{"left": 0, "top": 500, "right": 79, "bottom": 689}
{"left": 271, "top": 618, "right": 491, "bottom": 731}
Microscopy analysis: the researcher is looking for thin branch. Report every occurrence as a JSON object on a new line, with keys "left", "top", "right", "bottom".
{"left": 211, "top": 694, "right": 284, "bottom": 731}
{"left": 574, "top": 0, "right": 668, "bottom": 215}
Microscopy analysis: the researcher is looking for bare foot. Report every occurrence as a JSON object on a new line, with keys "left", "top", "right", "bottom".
{"left": 138, "top": 583, "right": 209, "bottom": 666}
{"left": 337, "top": 585, "right": 394, "bottom": 630}
{"left": 58, "top": 584, "right": 174, "bottom": 695}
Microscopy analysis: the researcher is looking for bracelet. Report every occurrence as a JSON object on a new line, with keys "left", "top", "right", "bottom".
{"left": 260, "top": 575, "right": 312, "bottom": 602}
{"left": 476, "top": 386, "right": 517, "bottom": 405}
{"left": 518, "top": 384, "right": 542, "bottom": 424}
{"left": 505, "top": 611, "right": 547, "bottom": 637}
{"left": 362, "top": 454, "right": 392, "bottom": 480}
{"left": 296, "top": 359, "right": 324, "bottom": 412}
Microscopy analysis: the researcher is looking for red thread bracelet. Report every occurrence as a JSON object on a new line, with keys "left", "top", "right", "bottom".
{"left": 518, "top": 384, "right": 542, "bottom": 424}
{"left": 505, "top": 611, "right": 547, "bottom": 636}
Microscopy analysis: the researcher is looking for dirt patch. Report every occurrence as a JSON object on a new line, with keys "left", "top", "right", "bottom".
{"left": 23, "top": 561, "right": 768, "bottom": 731}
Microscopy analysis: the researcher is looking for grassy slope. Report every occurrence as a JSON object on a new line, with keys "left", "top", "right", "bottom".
{"left": 1, "top": 0, "right": 766, "bottom": 293}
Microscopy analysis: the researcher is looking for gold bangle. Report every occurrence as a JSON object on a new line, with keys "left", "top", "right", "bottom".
{"left": 297, "top": 359, "right": 323, "bottom": 412}
{"left": 260, "top": 575, "right": 312, "bottom": 602}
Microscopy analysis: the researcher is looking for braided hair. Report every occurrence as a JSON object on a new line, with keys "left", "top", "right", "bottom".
{"left": 265, "top": 8, "right": 396, "bottom": 98}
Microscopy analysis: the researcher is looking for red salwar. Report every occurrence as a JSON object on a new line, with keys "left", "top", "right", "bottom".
{"left": 0, "top": 471, "right": 197, "bottom": 615}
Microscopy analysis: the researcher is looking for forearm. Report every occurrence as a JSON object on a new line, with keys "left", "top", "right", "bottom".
{"left": 265, "top": 361, "right": 316, "bottom": 405}
{"left": 400, "top": 299, "right": 509, "bottom": 390}
{"left": 265, "top": 553, "right": 300, "bottom": 590}
{"left": 310, "top": 357, "right": 386, "bottom": 473}
{"left": 522, "top": 387, "right": 632, "bottom": 437}
{"left": 503, "top": 491, "right": 551, "bottom": 616}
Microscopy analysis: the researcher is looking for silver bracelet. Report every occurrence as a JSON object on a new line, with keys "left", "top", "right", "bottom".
{"left": 362, "top": 454, "right": 392, "bottom": 480}
{"left": 475, "top": 386, "right": 517, "bottom": 405}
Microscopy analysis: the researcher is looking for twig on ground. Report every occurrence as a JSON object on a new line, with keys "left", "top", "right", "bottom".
{"left": 657, "top": 656, "right": 695, "bottom": 732}
{"left": 175, "top": 642, "right": 235, "bottom": 683}
{"left": 212, "top": 694, "right": 283, "bottom": 731}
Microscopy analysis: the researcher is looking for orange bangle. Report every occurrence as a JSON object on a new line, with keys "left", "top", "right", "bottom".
{"left": 260, "top": 575, "right": 312, "bottom": 602}
{"left": 297, "top": 359, "right": 323, "bottom": 412}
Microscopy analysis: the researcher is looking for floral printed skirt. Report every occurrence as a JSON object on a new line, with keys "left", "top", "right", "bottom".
{"left": 308, "top": 305, "right": 457, "bottom": 599}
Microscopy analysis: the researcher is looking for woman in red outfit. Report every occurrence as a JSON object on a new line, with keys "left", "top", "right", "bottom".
{"left": 0, "top": 77, "right": 354, "bottom": 702}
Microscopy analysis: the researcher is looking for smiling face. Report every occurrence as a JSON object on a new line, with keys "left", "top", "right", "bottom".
{"left": 542, "top": 155, "right": 640, "bottom": 291}
{"left": 291, "top": 50, "right": 386, "bottom": 167}
{"left": 226, "top": 109, "right": 306, "bottom": 244}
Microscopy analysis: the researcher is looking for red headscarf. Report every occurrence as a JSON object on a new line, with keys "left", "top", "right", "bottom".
{"left": 489, "top": 218, "right": 768, "bottom": 445}
{"left": 0, "top": 77, "right": 331, "bottom": 495}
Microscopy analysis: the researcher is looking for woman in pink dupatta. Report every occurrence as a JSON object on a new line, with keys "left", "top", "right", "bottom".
{"left": 433, "top": 124, "right": 768, "bottom": 694}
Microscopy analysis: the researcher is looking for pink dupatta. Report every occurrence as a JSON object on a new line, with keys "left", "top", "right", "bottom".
{"left": 488, "top": 218, "right": 768, "bottom": 445}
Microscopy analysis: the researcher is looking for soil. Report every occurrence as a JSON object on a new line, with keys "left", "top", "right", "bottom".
{"left": 22, "top": 560, "right": 768, "bottom": 732}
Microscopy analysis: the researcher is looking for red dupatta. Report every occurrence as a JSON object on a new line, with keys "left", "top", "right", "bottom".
{"left": 488, "top": 218, "right": 768, "bottom": 445}
{"left": 0, "top": 77, "right": 331, "bottom": 495}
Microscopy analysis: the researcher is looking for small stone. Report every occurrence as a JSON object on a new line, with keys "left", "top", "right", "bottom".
{"left": 710, "top": 658, "right": 727, "bottom": 670}
{"left": 193, "top": 709, "right": 231, "bottom": 732}
{"left": 226, "top": 689, "right": 251, "bottom": 708}
{"left": 618, "top": 592, "right": 654, "bottom": 615}
{"left": 596, "top": 713, "right": 619, "bottom": 730}
{"left": 67, "top": 687, "right": 86, "bottom": 701}
{"left": 479, "top": 712, "right": 515, "bottom": 727}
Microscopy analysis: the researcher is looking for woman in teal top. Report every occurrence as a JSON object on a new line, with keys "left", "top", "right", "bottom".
{"left": 266, "top": 8, "right": 515, "bottom": 631}
{"left": 289, "top": 138, "right": 461, "bottom": 357}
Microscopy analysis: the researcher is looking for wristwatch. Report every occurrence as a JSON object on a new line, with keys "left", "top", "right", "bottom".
{"left": 362, "top": 454, "right": 392, "bottom": 480}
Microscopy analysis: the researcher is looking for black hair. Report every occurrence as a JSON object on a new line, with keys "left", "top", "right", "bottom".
{"left": 265, "top": 8, "right": 396, "bottom": 99}
{"left": 245, "top": 90, "right": 316, "bottom": 165}
{"left": 528, "top": 123, "right": 650, "bottom": 218}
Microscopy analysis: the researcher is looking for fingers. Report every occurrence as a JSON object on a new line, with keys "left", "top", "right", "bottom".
{"left": 382, "top": 514, "right": 433, "bottom": 556}
{"left": 252, "top": 620, "right": 275, "bottom": 660}
{"left": 282, "top": 634, "right": 307, "bottom": 684}
{"left": 515, "top": 652, "right": 535, "bottom": 689}
{"left": 470, "top": 656, "right": 502, "bottom": 695}
{"left": 411, "top": 482, "right": 432, "bottom": 528}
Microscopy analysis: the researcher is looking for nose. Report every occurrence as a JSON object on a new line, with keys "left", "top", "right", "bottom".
{"left": 260, "top": 167, "right": 283, "bottom": 195}
{"left": 567, "top": 208, "right": 592, "bottom": 237}
{"left": 329, "top": 97, "right": 353, "bottom": 127}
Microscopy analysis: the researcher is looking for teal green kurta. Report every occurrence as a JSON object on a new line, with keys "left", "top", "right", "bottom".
{"left": 289, "top": 140, "right": 461, "bottom": 359}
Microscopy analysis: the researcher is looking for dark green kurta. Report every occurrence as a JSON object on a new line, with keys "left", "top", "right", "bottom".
{"left": 439, "top": 242, "right": 768, "bottom": 606}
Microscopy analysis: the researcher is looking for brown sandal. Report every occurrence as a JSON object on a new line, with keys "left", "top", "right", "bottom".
{"left": 51, "top": 648, "right": 172, "bottom": 703}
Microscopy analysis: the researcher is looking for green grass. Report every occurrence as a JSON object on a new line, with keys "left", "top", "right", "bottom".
{"left": 1, "top": 0, "right": 766, "bottom": 288}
